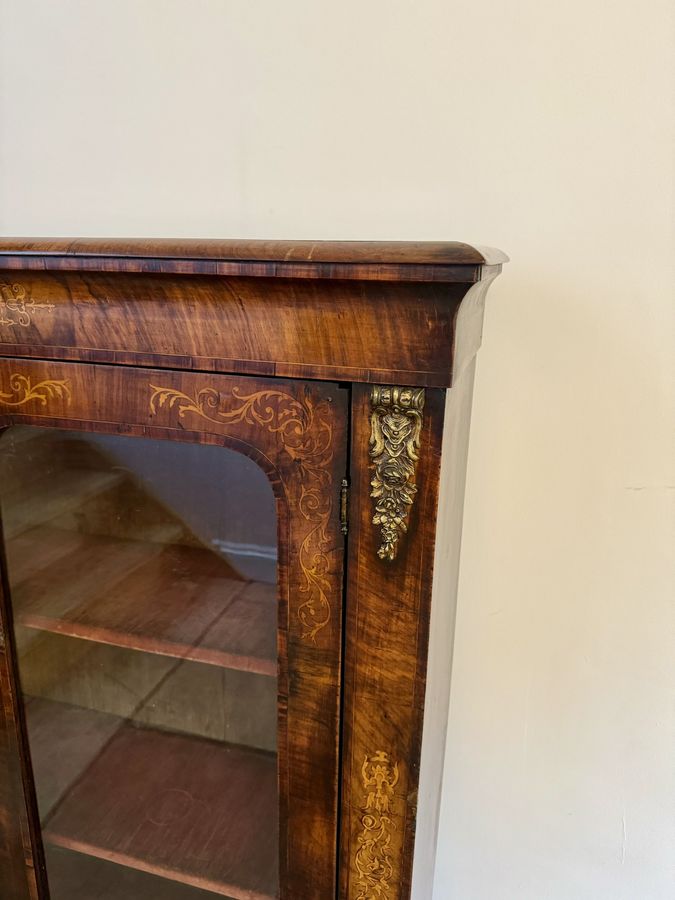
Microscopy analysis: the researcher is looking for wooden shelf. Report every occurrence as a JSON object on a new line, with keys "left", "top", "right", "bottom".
{"left": 9, "top": 526, "right": 277, "bottom": 676}
{"left": 45, "top": 846, "right": 224, "bottom": 900}
{"left": 26, "top": 697, "right": 123, "bottom": 819}
{"left": 2, "top": 468, "right": 125, "bottom": 540}
{"left": 35, "top": 704, "right": 278, "bottom": 900}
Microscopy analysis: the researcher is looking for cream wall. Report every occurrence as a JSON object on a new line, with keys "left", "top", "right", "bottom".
{"left": 1, "top": 2, "right": 673, "bottom": 898}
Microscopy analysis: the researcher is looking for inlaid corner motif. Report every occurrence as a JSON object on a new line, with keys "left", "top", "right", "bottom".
{"left": 0, "top": 283, "right": 54, "bottom": 327}
{"left": 354, "top": 751, "right": 400, "bottom": 899}
{"left": 369, "top": 385, "right": 425, "bottom": 561}
{"left": 0, "top": 374, "right": 71, "bottom": 408}
{"left": 148, "top": 384, "right": 335, "bottom": 641}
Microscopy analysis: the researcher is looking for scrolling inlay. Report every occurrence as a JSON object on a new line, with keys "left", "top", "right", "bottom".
{"left": 0, "top": 374, "right": 71, "bottom": 408}
{"left": 369, "top": 385, "right": 425, "bottom": 561}
{"left": 0, "top": 283, "right": 54, "bottom": 327}
{"left": 148, "top": 384, "right": 335, "bottom": 641}
{"left": 354, "top": 751, "right": 400, "bottom": 899}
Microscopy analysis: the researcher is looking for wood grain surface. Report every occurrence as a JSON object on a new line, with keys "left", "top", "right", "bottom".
{"left": 340, "top": 385, "right": 446, "bottom": 900}
{"left": 0, "top": 271, "right": 487, "bottom": 388}
{"left": 0, "top": 238, "right": 507, "bottom": 282}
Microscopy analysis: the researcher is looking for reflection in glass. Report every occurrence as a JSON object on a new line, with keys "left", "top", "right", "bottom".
{"left": 0, "top": 427, "right": 279, "bottom": 900}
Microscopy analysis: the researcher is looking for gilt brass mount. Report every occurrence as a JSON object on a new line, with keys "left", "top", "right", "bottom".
{"left": 369, "top": 385, "right": 425, "bottom": 561}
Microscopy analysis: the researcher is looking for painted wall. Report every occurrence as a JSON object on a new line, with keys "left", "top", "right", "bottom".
{"left": 1, "top": 2, "right": 673, "bottom": 897}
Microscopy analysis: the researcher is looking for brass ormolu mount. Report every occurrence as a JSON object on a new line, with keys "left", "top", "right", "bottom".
{"left": 369, "top": 386, "right": 425, "bottom": 561}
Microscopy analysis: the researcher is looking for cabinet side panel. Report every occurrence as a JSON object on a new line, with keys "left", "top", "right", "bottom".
{"left": 340, "top": 385, "right": 445, "bottom": 900}
{"left": 410, "top": 358, "right": 478, "bottom": 899}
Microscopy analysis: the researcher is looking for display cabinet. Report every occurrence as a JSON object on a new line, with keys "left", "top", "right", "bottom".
{"left": 0, "top": 239, "right": 505, "bottom": 900}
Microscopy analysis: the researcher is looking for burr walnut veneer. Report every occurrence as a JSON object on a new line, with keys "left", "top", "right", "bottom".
{"left": 0, "top": 239, "right": 505, "bottom": 900}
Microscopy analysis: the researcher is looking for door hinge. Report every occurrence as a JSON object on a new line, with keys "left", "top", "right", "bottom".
{"left": 340, "top": 478, "right": 349, "bottom": 536}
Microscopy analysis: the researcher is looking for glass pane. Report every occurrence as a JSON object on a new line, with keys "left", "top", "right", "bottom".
{"left": 0, "top": 426, "right": 279, "bottom": 900}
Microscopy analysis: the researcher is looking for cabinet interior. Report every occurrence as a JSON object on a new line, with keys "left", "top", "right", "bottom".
{"left": 1, "top": 426, "right": 279, "bottom": 900}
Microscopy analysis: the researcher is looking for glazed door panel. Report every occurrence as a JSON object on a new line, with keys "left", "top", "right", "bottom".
{"left": 0, "top": 359, "right": 348, "bottom": 900}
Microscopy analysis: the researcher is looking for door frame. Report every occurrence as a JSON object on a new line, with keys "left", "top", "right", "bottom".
{"left": 0, "top": 358, "right": 349, "bottom": 900}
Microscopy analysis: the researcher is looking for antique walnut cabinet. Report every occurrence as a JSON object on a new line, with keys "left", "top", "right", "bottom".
{"left": 0, "top": 239, "right": 505, "bottom": 900}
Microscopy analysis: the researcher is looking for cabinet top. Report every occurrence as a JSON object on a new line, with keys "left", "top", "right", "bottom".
{"left": 0, "top": 238, "right": 507, "bottom": 283}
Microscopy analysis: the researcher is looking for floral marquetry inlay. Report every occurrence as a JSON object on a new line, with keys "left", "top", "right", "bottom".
{"left": 0, "top": 283, "right": 54, "bottom": 327}
{"left": 148, "top": 383, "right": 336, "bottom": 641}
{"left": 0, "top": 374, "right": 71, "bottom": 408}
{"left": 354, "top": 751, "right": 400, "bottom": 899}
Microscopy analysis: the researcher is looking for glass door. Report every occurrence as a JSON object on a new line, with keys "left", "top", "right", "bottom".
{"left": 0, "top": 361, "right": 347, "bottom": 900}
